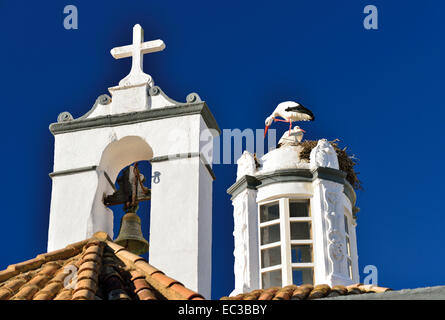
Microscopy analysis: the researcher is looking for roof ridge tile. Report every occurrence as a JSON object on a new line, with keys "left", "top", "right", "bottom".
{"left": 0, "top": 270, "right": 19, "bottom": 283}
{"left": 10, "top": 257, "right": 46, "bottom": 273}
{"left": 105, "top": 240, "right": 204, "bottom": 300}
{"left": 71, "top": 241, "right": 104, "bottom": 300}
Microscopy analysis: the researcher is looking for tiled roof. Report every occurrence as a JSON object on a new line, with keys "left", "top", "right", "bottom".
{"left": 0, "top": 231, "right": 391, "bottom": 300}
{"left": 0, "top": 232, "right": 204, "bottom": 300}
{"left": 221, "top": 284, "right": 391, "bottom": 300}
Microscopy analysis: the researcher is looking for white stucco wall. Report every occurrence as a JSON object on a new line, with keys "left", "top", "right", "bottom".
{"left": 52, "top": 115, "right": 200, "bottom": 173}
{"left": 149, "top": 155, "right": 213, "bottom": 299}
{"left": 231, "top": 188, "right": 259, "bottom": 295}
{"left": 48, "top": 171, "right": 109, "bottom": 250}
{"left": 256, "top": 182, "right": 312, "bottom": 203}
{"left": 311, "top": 178, "right": 353, "bottom": 286}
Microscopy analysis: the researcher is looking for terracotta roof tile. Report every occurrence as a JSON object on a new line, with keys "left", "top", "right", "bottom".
{"left": 220, "top": 282, "right": 392, "bottom": 300}
{"left": 243, "top": 289, "right": 263, "bottom": 300}
{"left": 84, "top": 244, "right": 104, "bottom": 256}
{"left": 112, "top": 248, "right": 146, "bottom": 264}
{"left": 130, "top": 270, "right": 159, "bottom": 300}
{"left": 291, "top": 284, "right": 313, "bottom": 300}
{"left": 258, "top": 287, "right": 279, "bottom": 300}
{"left": 78, "top": 261, "right": 100, "bottom": 274}
{"left": 220, "top": 293, "right": 244, "bottom": 300}
{"left": 28, "top": 274, "right": 52, "bottom": 288}
{"left": 328, "top": 285, "right": 348, "bottom": 297}
{"left": 0, "top": 277, "right": 30, "bottom": 300}
{"left": 346, "top": 285, "right": 362, "bottom": 295}
{"left": 358, "top": 284, "right": 390, "bottom": 293}
{"left": 12, "top": 257, "right": 46, "bottom": 273}
{"left": 13, "top": 284, "right": 41, "bottom": 300}
{"left": 39, "top": 247, "right": 77, "bottom": 262}
{"left": 108, "top": 289, "right": 131, "bottom": 300}
{"left": 136, "top": 288, "right": 158, "bottom": 300}
{"left": 75, "top": 278, "right": 97, "bottom": 292}
{"left": 0, "top": 269, "right": 20, "bottom": 283}
{"left": 53, "top": 288, "right": 73, "bottom": 300}
{"left": 33, "top": 281, "right": 64, "bottom": 300}
{"left": 72, "top": 288, "right": 96, "bottom": 300}
{"left": 151, "top": 273, "right": 181, "bottom": 288}
{"left": 0, "top": 232, "right": 204, "bottom": 300}
{"left": 71, "top": 241, "right": 104, "bottom": 299}
{"left": 308, "top": 284, "right": 331, "bottom": 299}
{"left": 133, "top": 261, "right": 160, "bottom": 277}
{"left": 105, "top": 240, "right": 204, "bottom": 300}
{"left": 273, "top": 286, "right": 296, "bottom": 300}
{"left": 0, "top": 288, "right": 14, "bottom": 300}
{"left": 77, "top": 269, "right": 99, "bottom": 284}
{"left": 39, "top": 262, "right": 62, "bottom": 276}
{"left": 169, "top": 283, "right": 203, "bottom": 300}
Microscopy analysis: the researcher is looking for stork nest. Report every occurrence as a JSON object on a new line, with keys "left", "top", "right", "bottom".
{"left": 299, "top": 139, "right": 362, "bottom": 190}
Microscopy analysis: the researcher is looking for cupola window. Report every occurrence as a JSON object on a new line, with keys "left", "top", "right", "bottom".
{"left": 259, "top": 198, "right": 314, "bottom": 288}
{"left": 289, "top": 200, "right": 313, "bottom": 285}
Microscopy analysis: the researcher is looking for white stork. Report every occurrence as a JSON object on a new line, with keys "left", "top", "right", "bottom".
{"left": 278, "top": 126, "right": 305, "bottom": 146}
{"left": 264, "top": 101, "right": 315, "bottom": 137}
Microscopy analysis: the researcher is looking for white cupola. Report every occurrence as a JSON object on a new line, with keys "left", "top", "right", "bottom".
{"left": 47, "top": 24, "right": 219, "bottom": 298}
{"left": 227, "top": 132, "right": 359, "bottom": 295}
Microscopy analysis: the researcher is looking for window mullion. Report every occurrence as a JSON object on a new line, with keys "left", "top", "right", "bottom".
{"left": 281, "top": 198, "right": 292, "bottom": 286}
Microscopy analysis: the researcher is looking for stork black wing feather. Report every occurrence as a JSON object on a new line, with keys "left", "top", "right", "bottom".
{"left": 285, "top": 105, "right": 315, "bottom": 121}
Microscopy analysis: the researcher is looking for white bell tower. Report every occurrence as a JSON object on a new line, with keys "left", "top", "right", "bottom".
{"left": 47, "top": 24, "right": 219, "bottom": 298}
{"left": 227, "top": 134, "right": 359, "bottom": 295}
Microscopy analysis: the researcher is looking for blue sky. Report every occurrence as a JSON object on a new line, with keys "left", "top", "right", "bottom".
{"left": 0, "top": 1, "right": 444, "bottom": 299}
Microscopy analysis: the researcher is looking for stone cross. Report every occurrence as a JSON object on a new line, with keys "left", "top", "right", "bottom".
{"left": 110, "top": 24, "right": 165, "bottom": 87}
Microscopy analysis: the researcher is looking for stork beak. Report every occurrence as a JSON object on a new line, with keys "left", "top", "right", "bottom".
{"left": 264, "top": 125, "right": 270, "bottom": 138}
{"left": 300, "top": 129, "right": 306, "bottom": 133}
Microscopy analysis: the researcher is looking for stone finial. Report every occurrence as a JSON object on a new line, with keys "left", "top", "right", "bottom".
{"left": 310, "top": 139, "right": 339, "bottom": 169}
{"left": 236, "top": 151, "right": 256, "bottom": 180}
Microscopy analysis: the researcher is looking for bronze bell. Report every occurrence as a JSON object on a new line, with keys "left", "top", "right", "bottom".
{"left": 114, "top": 212, "right": 149, "bottom": 255}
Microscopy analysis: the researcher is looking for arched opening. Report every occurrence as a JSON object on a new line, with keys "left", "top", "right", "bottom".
{"left": 110, "top": 160, "right": 152, "bottom": 261}
{"left": 89, "top": 136, "right": 153, "bottom": 259}
{"left": 98, "top": 136, "right": 153, "bottom": 183}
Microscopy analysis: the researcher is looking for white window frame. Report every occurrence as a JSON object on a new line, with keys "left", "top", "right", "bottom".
{"left": 258, "top": 197, "right": 314, "bottom": 288}
{"left": 286, "top": 198, "right": 314, "bottom": 285}
{"left": 258, "top": 199, "right": 282, "bottom": 288}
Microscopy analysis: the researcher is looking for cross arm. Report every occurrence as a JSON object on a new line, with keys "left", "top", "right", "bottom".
{"left": 110, "top": 45, "right": 134, "bottom": 59}
{"left": 110, "top": 39, "right": 166, "bottom": 59}
{"left": 140, "top": 39, "right": 166, "bottom": 54}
